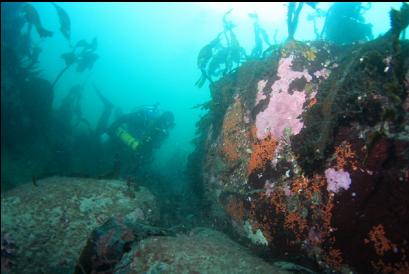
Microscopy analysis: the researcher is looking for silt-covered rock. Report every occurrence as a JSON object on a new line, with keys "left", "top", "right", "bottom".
{"left": 1, "top": 176, "right": 158, "bottom": 273}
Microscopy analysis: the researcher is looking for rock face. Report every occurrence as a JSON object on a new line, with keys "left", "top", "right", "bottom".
{"left": 193, "top": 38, "right": 409, "bottom": 273}
{"left": 114, "top": 228, "right": 290, "bottom": 274}
{"left": 1, "top": 176, "right": 158, "bottom": 273}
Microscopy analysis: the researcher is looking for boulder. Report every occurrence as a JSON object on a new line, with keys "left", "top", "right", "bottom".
{"left": 1, "top": 176, "right": 158, "bottom": 273}
{"left": 114, "top": 228, "right": 290, "bottom": 274}
{"left": 194, "top": 37, "right": 409, "bottom": 273}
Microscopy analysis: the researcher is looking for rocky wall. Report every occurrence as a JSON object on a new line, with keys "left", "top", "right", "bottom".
{"left": 200, "top": 37, "right": 409, "bottom": 273}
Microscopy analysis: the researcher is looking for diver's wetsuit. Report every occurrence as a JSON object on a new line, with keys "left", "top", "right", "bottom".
{"left": 107, "top": 112, "right": 148, "bottom": 150}
{"left": 107, "top": 110, "right": 172, "bottom": 152}
{"left": 94, "top": 86, "right": 173, "bottom": 152}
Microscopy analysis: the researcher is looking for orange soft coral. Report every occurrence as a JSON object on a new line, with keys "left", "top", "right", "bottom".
{"left": 247, "top": 135, "right": 278, "bottom": 175}
{"left": 323, "top": 248, "right": 344, "bottom": 271}
{"left": 291, "top": 176, "right": 309, "bottom": 195}
{"left": 365, "top": 224, "right": 396, "bottom": 256}
{"left": 335, "top": 142, "right": 358, "bottom": 171}
{"left": 284, "top": 212, "right": 308, "bottom": 241}
{"left": 291, "top": 175, "right": 326, "bottom": 202}
{"left": 221, "top": 96, "right": 245, "bottom": 163}
{"left": 322, "top": 196, "right": 334, "bottom": 233}
{"left": 225, "top": 197, "right": 245, "bottom": 222}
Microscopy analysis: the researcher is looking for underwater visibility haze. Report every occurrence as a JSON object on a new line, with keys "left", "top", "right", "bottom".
{"left": 1, "top": 2, "right": 409, "bottom": 273}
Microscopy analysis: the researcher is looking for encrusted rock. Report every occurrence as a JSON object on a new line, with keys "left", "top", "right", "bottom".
{"left": 1, "top": 176, "right": 158, "bottom": 273}
{"left": 114, "top": 228, "right": 290, "bottom": 274}
{"left": 197, "top": 38, "right": 409, "bottom": 273}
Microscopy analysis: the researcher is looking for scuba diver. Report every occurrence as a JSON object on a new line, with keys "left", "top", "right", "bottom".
{"left": 321, "top": 2, "right": 373, "bottom": 44}
{"left": 94, "top": 85, "right": 175, "bottom": 156}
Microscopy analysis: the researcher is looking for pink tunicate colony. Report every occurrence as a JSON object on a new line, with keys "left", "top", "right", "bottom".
{"left": 255, "top": 55, "right": 312, "bottom": 140}
{"left": 256, "top": 90, "right": 306, "bottom": 140}
{"left": 325, "top": 168, "right": 352, "bottom": 193}
{"left": 313, "top": 68, "right": 330, "bottom": 79}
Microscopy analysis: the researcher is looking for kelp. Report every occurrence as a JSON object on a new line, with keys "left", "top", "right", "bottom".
{"left": 249, "top": 13, "right": 271, "bottom": 59}
{"left": 52, "top": 2, "right": 71, "bottom": 42}
{"left": 52, "top": 38, "right": 99, "bottom": 88}
{"left": 195, "top": 9, "right": 247, "bottom": 88}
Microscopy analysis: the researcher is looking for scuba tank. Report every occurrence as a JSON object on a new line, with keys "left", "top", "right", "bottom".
{"left": 115, "top": 126, "right": 140, "bottom": 150}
